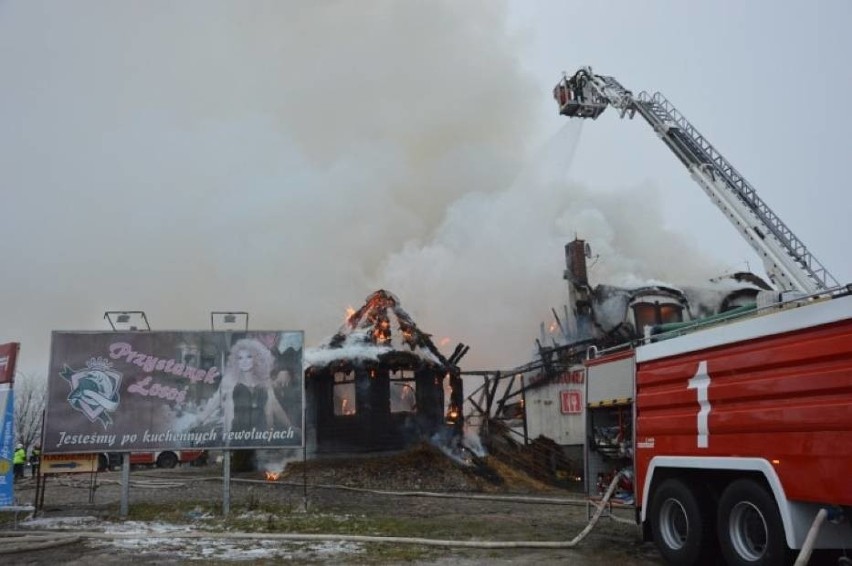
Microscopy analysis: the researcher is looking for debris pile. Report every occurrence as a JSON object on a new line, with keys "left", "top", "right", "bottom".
{"left": 282, "top": 443, "right": 561, "bottom": 494}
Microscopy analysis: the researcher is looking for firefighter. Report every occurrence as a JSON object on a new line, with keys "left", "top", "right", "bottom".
{"left": 30, "top": 443, "right": 41, "bottom": 478}
{"left": 575, "top": 76, "right": 585, "bottom": 103}
{"left": 13, "top": 443, "right": 26, "bottom": 480}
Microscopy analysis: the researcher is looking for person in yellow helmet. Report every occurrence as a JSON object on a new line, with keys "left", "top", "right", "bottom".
{"left": 13, "top": 443, "right": 26, "bottom": 481}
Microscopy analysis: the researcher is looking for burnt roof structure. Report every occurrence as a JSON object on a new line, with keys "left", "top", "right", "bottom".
{"left": 305, "top": 290, "right": 463, "bottom": 454}
{"left": 305, "top": 289, "right": 449, "bottom": 371}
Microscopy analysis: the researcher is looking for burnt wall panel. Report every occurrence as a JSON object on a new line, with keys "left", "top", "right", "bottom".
{"left": 415, "top": 368, "right": 443, "bottom": 435}
{"left": 310, "top": 363, "right": 450, "bottom": 454}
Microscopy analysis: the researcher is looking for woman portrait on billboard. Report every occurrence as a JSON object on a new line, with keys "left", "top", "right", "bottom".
{"left": 196, "top": 338, "right": 293, "bottom": 440}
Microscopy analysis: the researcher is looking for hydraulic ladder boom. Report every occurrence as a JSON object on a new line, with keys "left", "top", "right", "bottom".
{"left": 553, "top": 67, "right": 839, "bottom": 294}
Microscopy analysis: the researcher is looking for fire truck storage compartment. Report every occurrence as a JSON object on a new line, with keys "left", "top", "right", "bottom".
{"left": 586, "top": 402, "right": 634, "bottom": 502}
{"left": 587, "top": 351, "right": 633, "bottom": 403}
{"left": 585, "top": 351, "right": 635, "bottom": 503}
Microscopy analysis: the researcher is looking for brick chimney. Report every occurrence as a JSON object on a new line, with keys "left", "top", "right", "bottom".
{"left": 564, "top": 239, "right": 589, "bottom": 287}
{"left": 562, "top": 238, "right": 595, "bottom": 341}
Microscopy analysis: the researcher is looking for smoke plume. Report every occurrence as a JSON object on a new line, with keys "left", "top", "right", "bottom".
{"left": 0, "top": 1, "right": 722, "bottom": 374}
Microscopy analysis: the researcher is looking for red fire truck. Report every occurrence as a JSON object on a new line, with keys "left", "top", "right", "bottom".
{"left": 98, "top": 450, "right": 207, "bottom": 471}
{"left": 127, "top": 450, "right": 207, "bottom": 468}
{"left": 556, "top": 67, "right": 852, "bottom": 563}
{"left": 586, "top": 292, "right": 852, "bottom": 564}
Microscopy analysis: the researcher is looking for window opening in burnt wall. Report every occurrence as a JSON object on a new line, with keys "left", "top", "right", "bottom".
{"left": 333, "top": 370, "right": 356, "bottom": 416}
{"left": 390, "top": 369, "right": 416, "bottom": 413}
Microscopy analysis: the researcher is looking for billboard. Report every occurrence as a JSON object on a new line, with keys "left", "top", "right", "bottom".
{"left": 44, "top": 331, "right": 303, "bottom": 453}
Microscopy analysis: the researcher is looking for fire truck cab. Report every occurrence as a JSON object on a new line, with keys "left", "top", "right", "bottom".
{"left": 585, "top": 291, "right": 852, "bottom": 564}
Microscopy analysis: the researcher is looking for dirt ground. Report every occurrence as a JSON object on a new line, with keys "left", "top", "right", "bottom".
{"left": 2, "top": 447, "right": 664, "bottom": 565}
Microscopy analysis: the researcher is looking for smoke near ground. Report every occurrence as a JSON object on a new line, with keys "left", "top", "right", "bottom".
{"left": 0, "top": 1, "right": 723, "bottom": 375}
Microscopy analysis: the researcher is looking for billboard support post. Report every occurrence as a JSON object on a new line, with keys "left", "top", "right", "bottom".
{"left": 223, "top": 449, "right": 230, "bottom": 516}
{"left": 104, "top": 315, "right": 147, "bottom": 521}
{"left": 32, "top": 411, "right": 45, "bottom": 512}
{"left": 88, "top": 468, "right": 96, "bottom": 504}
{"left": 120, "top": 453, "right": 130, "bottom": 519}
{"left": 33, "top": 469, "right": 42, "bottom": 511}
{"left": 302, "top": 430, "right": 308, "bottom": 511}
{"left": 37, "top": 474, "right": 47, "bottom": 511}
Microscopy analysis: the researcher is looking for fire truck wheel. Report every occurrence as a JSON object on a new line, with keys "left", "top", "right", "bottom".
{"left": 156, "top": 451, "right": 178, "bottom": 469}
{"left": 717, "top": 479, "right": 787, "bottom": 566}
{"left": 649, "top": 478, "right": 715, "bottom": 565}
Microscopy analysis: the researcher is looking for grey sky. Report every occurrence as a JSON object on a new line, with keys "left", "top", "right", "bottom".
{"left": 2, "top": 1, "right": 849, "bottom": 376}
{"left": 509, "top": 0, "right": 852, "bottom": 280}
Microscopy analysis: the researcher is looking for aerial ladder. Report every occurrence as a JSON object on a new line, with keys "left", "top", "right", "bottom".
{"left": 553, "top": 67, "right": 839, "bottom": 295}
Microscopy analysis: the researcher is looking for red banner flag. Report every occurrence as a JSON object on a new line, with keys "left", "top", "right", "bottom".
{"left": 0, "top": 342, "right": 19, "bottom": 385}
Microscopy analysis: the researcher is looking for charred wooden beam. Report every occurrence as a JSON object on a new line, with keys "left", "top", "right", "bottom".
{"left": 494, "top": 374, "right": 519, "bottom": 419}
{"left": 485, "top": 372, "right": 501, "bottom": 416}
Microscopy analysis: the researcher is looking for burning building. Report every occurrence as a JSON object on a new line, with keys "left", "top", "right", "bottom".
{"left": 304, "top": 290, "right": 465, "bottom": 454}
{"left": 469, "top": 238, "right": 771, "bottom": 477}
{"left": 552, "top": 238, "right": 771, "bottom": 352}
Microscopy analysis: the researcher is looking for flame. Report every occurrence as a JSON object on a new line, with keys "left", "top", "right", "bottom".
{"left": 265, "top": 471, "right": 280, "bottom": 481}
{"left": 439, "top": 337, "right": 451, "bottom": 347}
{"left": 345, "top": 306, "right": 356, "bottom": 323}
{"left": 373, "top": 328, "right": 388, "bottom": 343}
{"left": 549, "top": 321, "right": 558, "bottom": 333}
{"left": 341, "top": 398, "right": 355, "bottom": 415}
{"left": 446, "top": 405, "right": 460, "bottom": 424}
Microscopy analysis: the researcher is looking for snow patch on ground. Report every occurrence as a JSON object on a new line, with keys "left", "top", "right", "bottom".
{"left": 19, "top": 516, "right": 365, "bottom": 562}
{"left": 21, "top": 515, "right": 101, "bottom": 528}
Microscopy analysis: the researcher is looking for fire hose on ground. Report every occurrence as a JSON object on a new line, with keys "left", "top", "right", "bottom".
{"left": 0, "top": 473, "right": 627, "bottom": 555}
{"left": 793, "top": 507, "right": 842, "bottom": 566}
{"left": 52, "top": 476, "right": 187, "bottom": 490}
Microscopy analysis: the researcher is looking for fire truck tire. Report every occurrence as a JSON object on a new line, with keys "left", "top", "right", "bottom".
{"left": 717, "top": 479, "right": 788, "bottom": 566}
{"left": 649, "top": 478, "right": 716, "bottom": 565}
{"left": 156, "top": 451, "right": 178, "bottom": 469}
